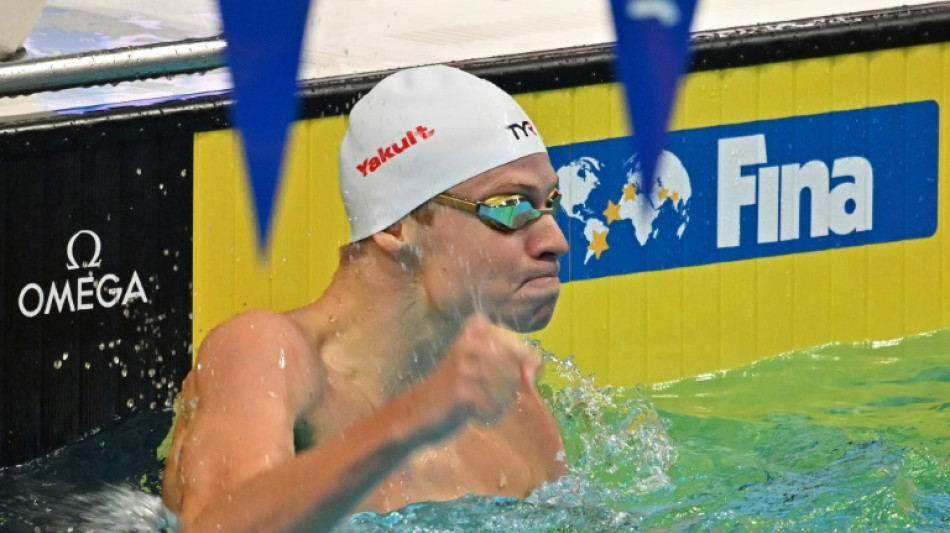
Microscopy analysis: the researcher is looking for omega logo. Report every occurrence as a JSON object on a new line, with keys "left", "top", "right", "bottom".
{"left": 17, "top": 229, "right": 149, "bottom": 318}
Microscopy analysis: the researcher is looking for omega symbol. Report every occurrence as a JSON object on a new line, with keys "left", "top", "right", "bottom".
{"left": 65, "top": 229, "right": 103, "bottom": 270}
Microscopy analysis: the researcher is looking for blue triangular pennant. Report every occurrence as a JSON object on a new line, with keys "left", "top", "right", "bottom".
{"left": 218, "top": 0, "right": 313, "bottom": 255}
{"left": 609, "top": 0, "right": 697, "bottom": 193}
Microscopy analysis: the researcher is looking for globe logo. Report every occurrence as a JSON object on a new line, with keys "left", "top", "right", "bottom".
{"left": 556, "top": 150, "right": 692, "bottom": 264}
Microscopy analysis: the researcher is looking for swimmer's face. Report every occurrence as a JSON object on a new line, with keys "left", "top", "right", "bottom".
{"left": 417, "top": 152, "right": 568, "bottom": 332}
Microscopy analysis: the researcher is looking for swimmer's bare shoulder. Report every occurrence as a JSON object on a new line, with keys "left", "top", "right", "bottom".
{"left": 162, "top": 308, "right": 325, "bottom": 524}
{"left": 162, "top": 311, "right": 552, "bottom": 532}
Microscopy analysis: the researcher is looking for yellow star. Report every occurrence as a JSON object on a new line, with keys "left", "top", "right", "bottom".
{"left": 658, "top": 186, "right": 669, "bottom": 202}
{"left": 588, "top": 230, "right": 609, "bottom": 260}
{"left": 671, "top": 190, "right": 680, "bottom": 203}
{"left": 602, "top": 200, "right": 621, "bottom": 225}
{"left": 622, "top": 182, "right": 638, "bottom": 201}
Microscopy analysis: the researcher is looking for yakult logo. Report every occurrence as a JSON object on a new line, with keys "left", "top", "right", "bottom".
{"left": 357, "top": 125, "right": 435, "bottom": 177}
{"left": 717, "top": 134, "right": 873, "bottom": 249}
{"left": 17, "top": 229, "right": 149, "bottom": 318}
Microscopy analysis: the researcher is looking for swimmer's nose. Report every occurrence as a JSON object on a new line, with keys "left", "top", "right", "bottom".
{"left": 527, "top": 211, "right": 568, "bottom": 260}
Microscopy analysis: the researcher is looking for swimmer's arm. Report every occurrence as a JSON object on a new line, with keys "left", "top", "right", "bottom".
{"left": 192, "top": 386, "right": 453, "bottom": 533}
{"left": 164, "top": 311, "right": 458, "bottom": 533}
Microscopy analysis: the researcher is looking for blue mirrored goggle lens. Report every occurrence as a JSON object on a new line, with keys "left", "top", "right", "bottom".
{"left": 477, "top": 191, "right": 562, "bottom": 230}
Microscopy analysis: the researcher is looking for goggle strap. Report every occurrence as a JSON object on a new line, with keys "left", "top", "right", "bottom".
{"left": 432, "top": 194, "right": 479, "bottom": 213}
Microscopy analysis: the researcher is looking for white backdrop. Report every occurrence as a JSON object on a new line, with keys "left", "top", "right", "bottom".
{"left": 0, "top": 0, "right": 943, "bottom": 118}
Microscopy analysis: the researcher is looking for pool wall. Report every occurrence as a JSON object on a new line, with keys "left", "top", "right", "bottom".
{"left": 0, "top": 121, "right": 196, "bottom": 465}
{"left": 2, "top": 4, "right": 949, "bottom": 466}
{"left": 192, "top": 6, "right": 950, "bottom": 386}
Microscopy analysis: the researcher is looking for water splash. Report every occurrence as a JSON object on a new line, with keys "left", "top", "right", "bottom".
{"left": 0, "top": 483, "right": 175, "bottom": 532}
{"left": 48, "top": 485, "right": 176, "bottom": 533}
{"left": 0, "top": 410, "right": 177, "bottom": 533}
{"left": 335, "top": 343, "right": 678, "bottom": 532}
{"left": 536, "top": 344, "right": 677, "bottom": 497}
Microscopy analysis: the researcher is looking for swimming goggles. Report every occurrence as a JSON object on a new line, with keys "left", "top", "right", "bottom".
{"left": 432, "top": 189, "right": 562, "bottom": 231}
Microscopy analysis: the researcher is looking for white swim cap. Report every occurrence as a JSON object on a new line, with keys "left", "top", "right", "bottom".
{"left": 339, "top": 65, "right": 548, "bottom": 242}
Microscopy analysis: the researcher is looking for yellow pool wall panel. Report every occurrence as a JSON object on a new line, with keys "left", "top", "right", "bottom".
{"left": 193, "top": 117, "right": 350, "bottom": 343}
{"left": 193, "top": 42, "right": 950, "bottom": 386}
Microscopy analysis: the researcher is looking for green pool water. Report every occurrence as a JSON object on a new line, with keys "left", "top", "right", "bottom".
{"left": 1, "top": 329, "right": 947, "bottom": 532}
{"left": 621, "top": 329, "right": 950, "bottom": 532}
{"left": 346, "top": 329, "right": 950, "bottom": 532}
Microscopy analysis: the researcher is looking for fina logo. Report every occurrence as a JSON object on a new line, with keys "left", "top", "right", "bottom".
{"left": 549, "top": 101, "right": 933, "bottom": 280}
{"left": 17, "top": 229, "right": 149, "bottom": 318}
{"left": 717, "top": 134, "right": 873, "bottom": 248}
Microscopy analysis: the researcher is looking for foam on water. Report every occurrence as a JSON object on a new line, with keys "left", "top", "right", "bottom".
{"left": 0, "top": 409, "right": 172, "bottom": 532}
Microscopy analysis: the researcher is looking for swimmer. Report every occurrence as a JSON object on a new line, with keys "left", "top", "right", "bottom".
{"left": 161, "top": 65, "right": 570, "bottom": 533}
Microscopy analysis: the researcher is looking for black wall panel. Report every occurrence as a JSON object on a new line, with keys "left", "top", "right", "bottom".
{"left": 0, "top": 134, "right": 193, "bottom": 467}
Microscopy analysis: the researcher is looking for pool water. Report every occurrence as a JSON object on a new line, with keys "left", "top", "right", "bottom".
{"left": 1, "top": 329, "right": 948, "bottom": 532}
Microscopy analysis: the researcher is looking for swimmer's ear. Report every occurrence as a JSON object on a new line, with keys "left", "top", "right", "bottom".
{"left": 371, "top": 220, "right": 407, "bottom": 254}
{"left": 372, "top": 219, "right": 424, "bottom": 268}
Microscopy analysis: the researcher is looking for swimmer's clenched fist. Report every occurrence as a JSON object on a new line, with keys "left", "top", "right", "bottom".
{"left": 417, "top": 315, "right": 542, "bottom": 434}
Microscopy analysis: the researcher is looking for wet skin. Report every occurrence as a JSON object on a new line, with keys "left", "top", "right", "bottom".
{"left": 162, "top": 153, "right": 570, "bottom": 533}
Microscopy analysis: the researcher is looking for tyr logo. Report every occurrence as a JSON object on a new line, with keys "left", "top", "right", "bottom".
{"left": 506, "top": 121, "right": 537, "bottom": 140}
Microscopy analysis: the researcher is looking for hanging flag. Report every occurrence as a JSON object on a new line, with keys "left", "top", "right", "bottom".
{"left": 218, "top": 0, "right": 312, "bottom": 255}
{"left": 608, "top": 0, "right": 698, "bottom": 193}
